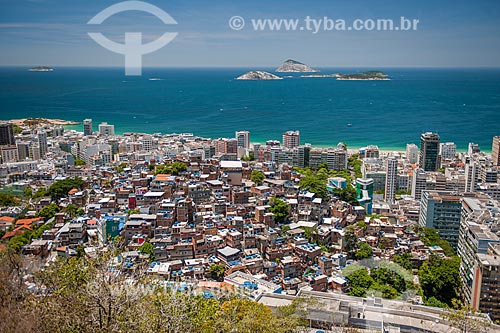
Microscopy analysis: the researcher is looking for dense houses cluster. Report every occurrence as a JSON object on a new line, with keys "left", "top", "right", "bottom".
{"left": 1, "top": 120, "right": 500, "bottom": 321}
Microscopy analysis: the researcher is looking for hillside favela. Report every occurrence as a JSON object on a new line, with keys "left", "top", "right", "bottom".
{"left": 2, "top": 1, "right": 500, "bottom": 333}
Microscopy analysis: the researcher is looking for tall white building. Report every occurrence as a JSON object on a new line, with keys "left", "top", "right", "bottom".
{"left": 406, "top": 143, "right": 419, "bottom": 164}
{"left": 235, "top": 131, "right": 250, "bottom": 149}
{"left": 142, "top": 136, "right": 153, "bottom": 152}
{"left": 37, "top": 131, "right": 48, "bottom": 159}
{"left": 282, "top": 130, "right": 300, "bottom": 149}
{"left": 493, "top": 136, "right": 500, "bottom": 166}
{"left": 468, "top": 142, "right": 480, "bottom": 156}
{"left": 0, "top": 146, "right": 18, "bottom": 163}
{"left": 384, "top": 157, "right": 398, "bottom": 203}
{"left": 98, "top": 122, "right": 115, "bottom": 136}
{"left": 83, "top": 119, "right": 93, "bottom": 136}
{"left": 440, "top": 142, "right": 457, "bottom": 160}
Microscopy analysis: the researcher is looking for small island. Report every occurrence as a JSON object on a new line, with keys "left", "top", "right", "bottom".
{"left": 28, "top": 66, "right": 54, "bottom": 72}
{"left": 337, "top": 71, "right": 389, "bottom": 80}
{"left": 301, "top": 73, "right": 340, "bottom": 78}
{"left": 236, "top": 71, "right": 283, "bottom": 80}
{"left": 276, "top": 59, "right": 319, "bottom": 73}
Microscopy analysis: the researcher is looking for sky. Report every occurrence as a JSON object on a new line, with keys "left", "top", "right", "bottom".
{"left": 1, "top": 0, "right": 500, "bottom": 67}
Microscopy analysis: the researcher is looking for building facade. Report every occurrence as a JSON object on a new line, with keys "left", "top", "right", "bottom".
{"left": 282, "top": 130, "right": 300, "bottom": 149}
{"left": 419, "top": 132, "right": 440, "bottom": 171}
{"left": 419, "top": 190, "right": 462, "bottom": 249}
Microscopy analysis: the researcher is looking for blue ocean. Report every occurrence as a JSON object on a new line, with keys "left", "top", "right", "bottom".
{"left": 1, "top": 67, "right": 499, "bottom": 151}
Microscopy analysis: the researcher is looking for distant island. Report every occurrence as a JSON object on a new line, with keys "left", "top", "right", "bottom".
{"left": 301, "top": 73, "right": 340, "bottom": 78}
{"left": 337, "top": 71, "right": 389, "bottom": 80}
{"left": 276, "top": 59, "right": 319, "bottom": 73}
{"left": 236, "top": 71, "right": 283, "bottom": 80}
{"left": 28, "top": 66, "right": 54, "bottom": 72}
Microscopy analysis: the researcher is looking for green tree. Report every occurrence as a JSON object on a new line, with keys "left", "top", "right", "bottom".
{"left": 303, "top": 226, "right": 318, "bottom": 243}
{"left": 280, "top": 225, "right": 291, "bottom": 236}
{"left": 139, "top": 241, "right": 155, "bottom": 261}
{"left": 414, "top": 226, "right": 455, "bottom": 256}
{"left": 241, "top": 151, "right": 255, "bottom": 161}
{"left": 269, "top": 197, "right": 290, "bottom": 224}
{"left": 355, "top": 242, "right": 373, "bottom": 260}
{"left": 0, "top": 192, "right": 19, "bottom": 206}
{"left": 343, "top": 226, "right": 359, "bottom": 258}
{"left": 348, "top": 286, "right": 367, "bottom": 297}
{"left": 299, "top": 174, "right": 329, "bottom": 199}
{"left": 154, "top": 162, "right": 187, "bottom": 175}
{"left": 250, "top": 170, "right": 265, "bottom": 185}
{"left": 333, "top": 185, "right": 359, "bottom": 205}
{"left": 209, "top": 263, "right": 227, "bottom": 281}
{"left": 33, "top": 188, "right": 48, "bottom": 199}
{"left": 370, "top": 267, "right": 407, "bottom": 293}
{"left": 393, "top": 253, "right": 413, "bottom": 271}
{"left": 13, "top": 124, "right": 23, "bottom": 134}
{"left": 47, "top": 177, "right": 85, "bottom": 200}
{"left": 127, "top": 208, "right": 141, "bottom": 215}
{"left": 0, "top": 250, "right": 307, "bottom": 333}
{"left": 441, "top": 299, "right": 491, "bottom": 333}
{"left": 74, "top": 159, "right": 86, "bottom": 166}
{"left": 425, "top": 296, "right": 448, "bottom": 308}
{"left": 317, "top": 162, "right": 329, "bottom": 170}
{"left": 23, "top": 187, "right": 32, "bottom": 198}
{"left": 345, "top": 268, "right": 374, "bottom": 291}
{"left": 35, "top": 203, "right": 60, "bottom": 220}
{"left": 348, "top": 154, "right": 362, "bottom": 179}
{"left": 418, "top": 255, "right": 461, "bottom": 306}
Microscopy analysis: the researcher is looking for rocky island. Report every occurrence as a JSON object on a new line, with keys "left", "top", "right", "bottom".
{"left": 301, "top": 73, "right": 340, "bottom": 78}
{"left": 276, "top": 59, "right": 319, "bottom": 72}
{"left": 236, "top": 71, "right": 283, "bottom": 80}
{"left": 28, "top": 66, "right": 54, "bottom": 72}
{"left": 337, "top": 71, "right": 389, "bottom": 80}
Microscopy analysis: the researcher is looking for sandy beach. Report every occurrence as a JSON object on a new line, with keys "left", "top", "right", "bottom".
{"left": 8, "top": 118, "right": 80, "bottom": 126}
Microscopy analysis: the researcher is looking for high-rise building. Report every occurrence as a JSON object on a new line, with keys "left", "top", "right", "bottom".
{"left": 384, "top": 157, "right": 398, "bottom": 203}
{"left": 440, "top": 142, "right": 457, "bottom": 160}
{"left": 0, "top": 146, "right": 18, "bottom": 163}
{"left": 419, "top": 132, "right": 440, "bottom": 171}
{"left": 297, "top": 145, "right": 311, "bottom": 168}
{"left": 356, "top": 178, "right": 374, "bottom": 215}
{"left": 464, "top": 156, "right": 479, "bottom": 192}
{"left": 468, "top": 142, "right": 480, "bottom": 156}
{"left": 16, "top": 142, "right": 30, "bottom": 161}
{"left": 282, "top": 130, "right": 300, "bottom": 149}
{"left": 406, "top": 144, "right": 419, "bottom": 164}
{"left": 492, "top": 136, "right": 500, "bottom": 166}
{"left": 235, "top": 131, "right": 250, "bottom": 149}
{"left": 324, "top": 145, "right": 348, "bottom": 171}
{"left": 214, "top": 138, "right": 238, "bottom": 155}
{"left": 471, "top": 245, "right": 500, "bottom": 321}
{"left": 419, "top": 190, "right": 462, "bottom": 249}
{"left": 359, "top": 145, "right": 380, "bottom": 159}
{"left": 37, "top": 131, "right": 48, "bottom": 159}
{"left": 0, "top": 122, "right": 16, "bottom": 146}
{"left": 29, "top": 145, "right": 41, "bottom": 161}
{"left": 98, "top": 122, "right": 115, "bottom": 136}
{"left": 458, "top": 196, "right": 500, "bottom": 312}
{"left": 142, "top": 136, "right": 153, "bottom": 152}
{"left": 83, "top": 119, "right": 93, "bottom": 136}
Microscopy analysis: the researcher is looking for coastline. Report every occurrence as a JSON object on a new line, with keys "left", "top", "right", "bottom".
{"left": 8, "top": 118, "right": 491, "bottom": 153}
{"left": 9, "top": 118, "right": 80, "bottom": 126}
